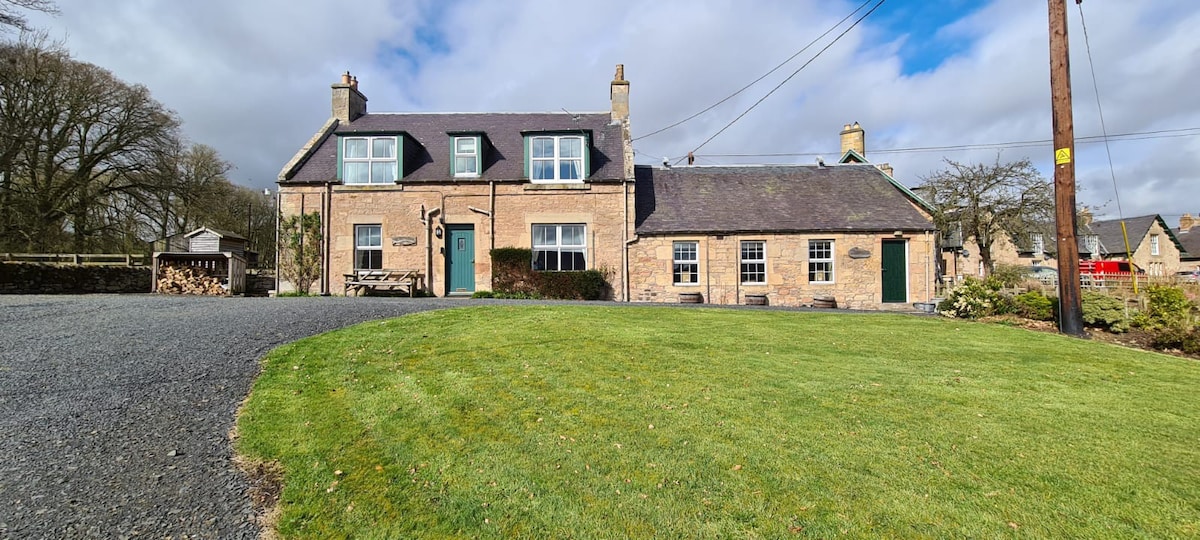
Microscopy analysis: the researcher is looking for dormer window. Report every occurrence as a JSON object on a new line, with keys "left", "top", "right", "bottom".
{"left": 526, "top": 134, "right": 588, "bottom": 182}
{"left": 452, "top": 136, "right": 481, "bottom": 177}
{"left": 341, "top": 136, "right": 399, "bottom": 184}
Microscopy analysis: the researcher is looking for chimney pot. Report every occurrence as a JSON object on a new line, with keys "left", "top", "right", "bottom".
{"left": 351, "top": 76, "right": 358, "bottom": 90}
{"left": 341, "top": 71, "right": 352, "bottom": 85}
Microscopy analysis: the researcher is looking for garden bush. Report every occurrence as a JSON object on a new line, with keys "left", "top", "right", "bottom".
{"left": 939, "top": 277, "right": 1007, "bottom": 319}
{"left": 1081, "top": 291, "right": 1132, "bottom": 333}
{"left": 1012, "top": 290, "right": 1055, "bottom": 321}
{"left": 489, "top": 248, "right": 609, "bottom": 300}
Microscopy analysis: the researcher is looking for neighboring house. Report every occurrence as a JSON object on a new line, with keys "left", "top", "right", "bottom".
{"left": 630, "top": 164, "right": 937, "bottom": 309}
{"left": 1087, "top": 214, "right": 1185, "bottom": 276}
{"left": 276, "top": 68, "right": 938, "bottom": 309}
{"left": 277, "top": 68, "right": 634, "bottom": 297}
{"left": 1172, "top": 213, "right": 1200, "bottom": 266}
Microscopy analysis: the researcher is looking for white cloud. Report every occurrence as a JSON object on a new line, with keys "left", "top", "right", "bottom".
{"left": 23, "top": 0, "right": 1200, "bottom": 225}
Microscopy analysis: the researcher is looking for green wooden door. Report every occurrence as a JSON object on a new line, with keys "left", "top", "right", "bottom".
{"left": 446, "top": 226, "right": 475, "bottom": 294}
{"left": 881, "top": 240, "right": 907, "bottom": 303}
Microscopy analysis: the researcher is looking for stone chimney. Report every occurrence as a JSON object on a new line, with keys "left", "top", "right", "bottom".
{"left": 1180, "top": 213, "right": 1195, "bottom": 232}
{"left": 877, "top": 163, "right": 894, "bottom": 177}
{"left": 332, "top": 71, "right": 368, "bottom": 123}
{"left": 840, "top": 121, "right": 865, "bottom": 156}
{"left": 610, "top": 64, "right": 630, "bottom": 124}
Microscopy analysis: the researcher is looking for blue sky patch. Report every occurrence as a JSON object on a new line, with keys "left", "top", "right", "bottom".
{"left": 873, "top": 0, "right": 981, "bottom": 75}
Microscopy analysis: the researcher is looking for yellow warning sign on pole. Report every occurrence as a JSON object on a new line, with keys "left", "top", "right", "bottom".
{"left": 1055, "top": 148, "right": 1071, "bottom": 165}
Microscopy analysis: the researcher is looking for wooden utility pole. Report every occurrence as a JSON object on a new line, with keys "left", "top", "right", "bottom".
{"left": 1049, "top": 0, "right": 1085, "bottom": 336}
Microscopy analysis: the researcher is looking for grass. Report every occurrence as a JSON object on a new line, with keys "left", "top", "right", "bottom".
{"left": 235, "top": 306, "right": 1200, "bottom": 539}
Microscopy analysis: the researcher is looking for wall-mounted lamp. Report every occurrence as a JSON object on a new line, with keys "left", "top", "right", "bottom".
{"left": 434, "top": 226, "right": 443, "bottom": 239}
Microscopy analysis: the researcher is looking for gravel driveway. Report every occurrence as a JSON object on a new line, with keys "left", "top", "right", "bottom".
{"left": 0, "top": 294, "right": 470, "bottom": 539}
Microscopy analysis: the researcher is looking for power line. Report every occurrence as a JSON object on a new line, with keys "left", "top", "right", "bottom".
{"left": 680, "top": 0, "right": 887, "bottom": 164}
{"left": 632, "top": 0, "right": 875, "bottom": 143}
{"left": 689, "top": 127, "right": 1200, "bottom": 159}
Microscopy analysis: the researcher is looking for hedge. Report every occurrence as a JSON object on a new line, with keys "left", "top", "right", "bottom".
{"left": 489, "top": 248, "right": 609, "bottom": 300}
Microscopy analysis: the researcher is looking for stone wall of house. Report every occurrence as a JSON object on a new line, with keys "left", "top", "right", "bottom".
{"left": 1129, "top": 220, "right": 1182, "bottom": 276}
{"left": 0, "top": 263, "right": 151, "bottom": 294}
{"left": 278, "top": 181, "right": 630, "bottom": 298}
{"left": 629, "top": 232, "right": 937, "bottom": 310}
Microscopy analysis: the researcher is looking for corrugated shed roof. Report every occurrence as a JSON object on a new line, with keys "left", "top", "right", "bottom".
{"left": 282, "top": 112, "right": 625, "bottom": 184}
{"left": 634, "top": 164, "right": 935, "bottom": 235}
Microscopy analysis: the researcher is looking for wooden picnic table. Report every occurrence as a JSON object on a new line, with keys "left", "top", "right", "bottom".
{"left": 343, "top": 269, "right": 423, "bottom": 297}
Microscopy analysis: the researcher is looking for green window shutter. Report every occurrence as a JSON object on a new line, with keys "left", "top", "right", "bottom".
{"left": 523, "top": 135, "right": 531, "bottom": 179}
{"left": 448, "top": 136, "right": 455, "bottom": 177}
{"left": 336, "top": 136, "right": 343, "bottom": 181}
{"left": 582, "top": 133, "right": 591, "bottom": 179}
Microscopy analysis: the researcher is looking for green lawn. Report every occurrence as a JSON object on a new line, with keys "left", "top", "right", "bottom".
{"left": 235, "top": 306, "right": 1200, "bottom": 539}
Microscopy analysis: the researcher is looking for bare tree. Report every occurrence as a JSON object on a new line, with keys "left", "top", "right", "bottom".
{"left": 919, "top": 157, "right": 1054, "bottom": 276}
{"left": 0, "top": 37, "right": 179, "bottom": 251}
{"left": 0, "top": 0, "right": 57, "bottom": 32}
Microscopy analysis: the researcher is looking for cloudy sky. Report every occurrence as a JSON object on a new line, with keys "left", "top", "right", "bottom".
{"left": 23, "top": 0, "right": 1200, "bottom": 226}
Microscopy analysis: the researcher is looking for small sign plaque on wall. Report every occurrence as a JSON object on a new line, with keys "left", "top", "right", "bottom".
{"left": 392, "top": 236, "right": 417, "bottom": 246}
{"left": 848, "top": 247, "right": 871, "bottom": 259}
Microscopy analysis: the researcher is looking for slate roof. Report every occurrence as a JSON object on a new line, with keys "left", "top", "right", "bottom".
{"left": 1171, "top": 227, "right": 1200, "bottom": 260}
{"left": 280, "top": 112, "right": 625, "bottom": 184}
{"left": 1088, "top": 214, "right": 1184, "bottom": 256}
{"left": 634, "top": 164, "right": 935, "bottom": 235}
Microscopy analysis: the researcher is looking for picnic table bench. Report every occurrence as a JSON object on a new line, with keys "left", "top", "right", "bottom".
{"left": 343, "top": 269, "right": 423, "bottom": 297}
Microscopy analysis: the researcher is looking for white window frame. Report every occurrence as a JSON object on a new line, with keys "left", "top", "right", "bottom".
{"left": 342, "top": 136, "right": 398, "bottom": 185}
{"left": 453, "top": 136, "right": 480, "bottom": 178}
{"left": 739, "top": 240, "right": 766, "bottom": 284}
{"left": 530, "top": 135, "right": 585, "bottom": 182}
{"left": 673, "top": 241, "right": 699, "bottom": 285}
{"left": 354, "top": 224, "right": 382, "bottom": 270}
{"left": 808, "top": 240, "right": 835, "bottom": 283}
{"left": 1031, "top": 233, "right": 1044, "bottom": 256}
{"left": 1150, "top": 234, "right": 1160, "bottom": 256}
{"left": 532, "top": 224, "right": 587, "bottom": 271}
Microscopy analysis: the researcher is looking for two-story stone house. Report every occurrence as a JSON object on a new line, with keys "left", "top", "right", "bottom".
{"left": 277, "top": 68, "right": 634, "bottom": 297}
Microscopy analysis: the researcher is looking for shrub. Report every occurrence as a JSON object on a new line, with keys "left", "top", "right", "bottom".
{"left": 991, "top": 263, "right": 1030, "bottom": 288}
{"left": 489, "top": 248, "right": 610, "bottom": 300}
{"left": 1081, "top": 291, "right": 1131, "bottom": 333}
{"left": 1013, "top": 290, "right": 1055, "bottom": 321}
{"left": 1140, "top": 285, "right": 1196, "bottom": 330}
{"left": 939, "top": 277, "right": 1005, "bottom": 319}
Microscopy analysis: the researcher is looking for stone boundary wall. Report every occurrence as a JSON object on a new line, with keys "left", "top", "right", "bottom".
{"left": 0, "top": 262, "right": 151, "bottom": 294}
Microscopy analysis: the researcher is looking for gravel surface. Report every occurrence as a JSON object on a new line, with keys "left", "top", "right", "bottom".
{"left": 0, "top": 294, "right": 470, "bottom": 539}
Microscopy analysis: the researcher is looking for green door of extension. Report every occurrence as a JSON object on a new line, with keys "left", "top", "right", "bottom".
{"left": 881, "top": 240, "right": 907, "bottom": 303}
{"left": 446, "top": 225, "right": 475, "bottom": 294}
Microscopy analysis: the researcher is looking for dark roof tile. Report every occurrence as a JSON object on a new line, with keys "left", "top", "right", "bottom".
{"left": 635, "top": 164, "right": 934, "bottom": 234}
{"left": 285, "top": 112, "right": 624, "bottom": 184}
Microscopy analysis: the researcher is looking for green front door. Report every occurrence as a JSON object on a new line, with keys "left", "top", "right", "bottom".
{"left": 881, "top": 240, "right": 907, "bottom": 303}
{"left": 446, "top": 225, "right": 475, "bottom": 294}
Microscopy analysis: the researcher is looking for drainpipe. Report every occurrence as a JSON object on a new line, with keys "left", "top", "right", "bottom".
{"left": 425, "top": 207, "right": 441, "bottom": 296}
{"left": 924, "top": 230, "right": 931, "bottom": 301}
{"left": 274, "top": 189, "right": 281, "bottom": 295}
{"left": 622, "top": 179, "right": 630, "bottom": 302}
{"left": 322, "top": 182, "right": 332, "bottom": 296}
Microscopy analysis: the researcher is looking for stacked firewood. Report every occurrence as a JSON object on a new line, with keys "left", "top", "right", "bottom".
{"left": 156, "top": 264, "right": 226, "bottom": 295}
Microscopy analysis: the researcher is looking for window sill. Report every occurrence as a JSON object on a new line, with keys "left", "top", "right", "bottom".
{"left": 673, "top": 282, "right": 701, "bottom": 287}
{"left": 335, "top": 183, "right": 406, "bottom": 192}
{"left": 525, "top": 182, "right": 590, "bottom": 191}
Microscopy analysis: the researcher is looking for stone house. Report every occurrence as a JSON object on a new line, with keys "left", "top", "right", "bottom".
{"left": 1086, "top": 214, "right": 1185, "bottom": 276}
{"left": 276, "top": 67, "right": 938, "bottom": 309}
{"left": 277, "top": 67, "right": 634, "bottom": 297}
{"left": 630, "top": 164, "right": 938, "bottom": 310}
